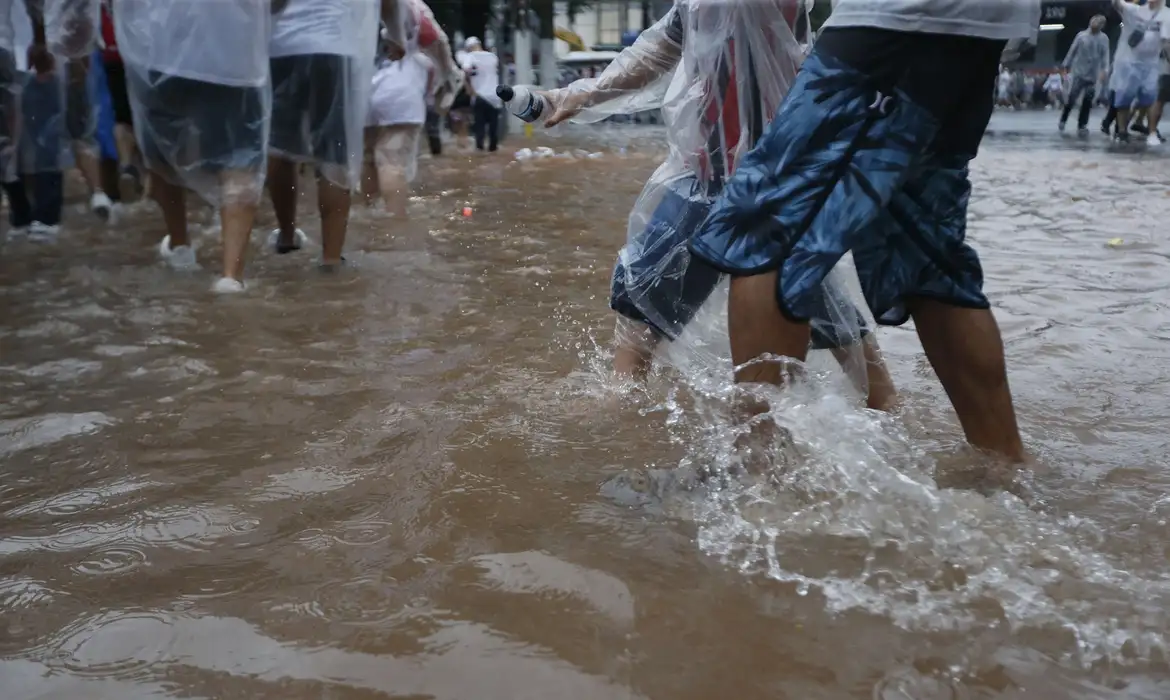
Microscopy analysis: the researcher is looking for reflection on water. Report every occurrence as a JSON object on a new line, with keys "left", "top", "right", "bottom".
{"left": 2, "top": 128, "right": 1170, "bottom": 699}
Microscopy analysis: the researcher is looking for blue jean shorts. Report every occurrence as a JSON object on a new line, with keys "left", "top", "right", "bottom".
{"left": 1112, "top": 61, "right": 1159, "bottom": 110}
{"left": 689, "top": 28, "right": 1000, "bottom": 326}
{"left": 611, "top": 175, "right": 869, "bottom": 349}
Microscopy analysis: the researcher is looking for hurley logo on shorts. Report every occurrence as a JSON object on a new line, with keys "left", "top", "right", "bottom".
{"left": 868, "top": 90, "right": 894, "bottom": 116}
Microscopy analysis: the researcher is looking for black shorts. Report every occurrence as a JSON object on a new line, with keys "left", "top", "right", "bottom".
{"left": 1159, "top": 74, "right": 1170, "bottom": 104}
{"left": 126, "top": 68, "right": 267, "bottom": 173}
{"left": 0, "top": 48, "right": 15, "bottom": 181}
{"left": 104, "top": 60, "right": 133, "bottom": 125}
{"left": 451, "top": 88, "right": 471, "bottom": 110}
{"left": 269, "top": 53, "right": 351, "bottom": 166}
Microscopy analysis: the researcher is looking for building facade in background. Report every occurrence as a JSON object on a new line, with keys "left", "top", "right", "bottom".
{"left": 552, "top": 0, "right": 1119, "bottom": 66}
{"left": 552, "top": 0, "right": 672, "bottom": 53}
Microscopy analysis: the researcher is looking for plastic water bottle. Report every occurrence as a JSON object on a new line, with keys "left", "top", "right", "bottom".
{"left": 497, "top": 85, "right": 550, "bottom": 123}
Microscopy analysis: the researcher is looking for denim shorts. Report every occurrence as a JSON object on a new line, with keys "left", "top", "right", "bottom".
{"left": 612, "top": 176, "right": 870, "bottom": 349}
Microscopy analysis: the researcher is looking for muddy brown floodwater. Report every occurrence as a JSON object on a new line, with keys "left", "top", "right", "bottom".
{"left": 2, "top": 125, "right": 1170, "bottom": 700}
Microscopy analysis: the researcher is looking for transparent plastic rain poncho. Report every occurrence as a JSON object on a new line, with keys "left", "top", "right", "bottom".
{"left": 366, "top": 51, "right": 429, "bottom": 182}
{"left": 269, "top": 0, "right": 378, "bottom": 190}
{"left": 37, "top": 0, "right": 102, "bottom": 160}
{"left": 40, "top": 0, "right": 100, "bottom": 57}
{"left": 0, "top": 1, "right": 21, "bottom": 182}
{"left": 541, "top": 0, "right": 876, "bottom": 395}
{"left": 402, "top": 0, "right": 463, "bottom": 110}
{"left": 5, "top": 0, "right": 90, "bottom": 176}
{"left": 112, "top": 0, "right": 273, "bottom": 205}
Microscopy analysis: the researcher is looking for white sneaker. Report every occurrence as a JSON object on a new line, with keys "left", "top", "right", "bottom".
{"left": 158, "top": 234, "right": 199, "bottom": 270}
{"left": 28, "top": 221, "right": 60, "bottom": 241}
{"left": 1148, "top": 133, "right": 1162, "bottom": 146}
{"left": 266, "top": 228, "right": 309, "bottom": 253}
{"left": 7, "top": 225, "right": 28, "bottom": 240}
{"left": 211, "top": 277, "right": 246, "bottom": 294}
{"left": 90, "top": 191, "right": 114, "bottom": 221}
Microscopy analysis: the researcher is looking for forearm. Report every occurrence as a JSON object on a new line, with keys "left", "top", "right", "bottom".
{"left": 380, "top": 0, "right": 406, "bottom": 51}
{"left": 26, "top": 0, "right": 46, "bottom": 45}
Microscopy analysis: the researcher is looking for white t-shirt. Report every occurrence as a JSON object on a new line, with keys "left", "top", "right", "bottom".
{"left": 824, "top": 0, "right": 1040, "bottom": 40}
{"left": 368, "top": 55, "right": 429, "bottom": 126}
{"left": 112, "top": 0, "right": 270, "bottom": 88}
{"left": 461, "top": 50, "right": 502, "bottom": 107}
{"left": 1115, "top": 2, "right": 1170, "bottom": 66}
{"left": 1042, "top": 73, "right": 1062, "bottom": 91}
{"left": 271, "top": 0, "right": 376, "bottom": 58}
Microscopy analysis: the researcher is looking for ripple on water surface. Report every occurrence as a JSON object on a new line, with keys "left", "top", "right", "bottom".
{"left": 2, "top": 132, "right": 1170, "bottom": 698}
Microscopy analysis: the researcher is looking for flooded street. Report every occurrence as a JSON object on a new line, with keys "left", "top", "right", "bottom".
{"left": 3, "top": 121, "right": 1170, "bottom": 699}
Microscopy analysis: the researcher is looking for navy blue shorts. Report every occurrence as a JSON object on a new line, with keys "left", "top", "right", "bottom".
{"left": 689, "top": 28, "right": 1004, "bottom": 326}
{"left": 611, "top": 176, "right": 869, "bottom": 349}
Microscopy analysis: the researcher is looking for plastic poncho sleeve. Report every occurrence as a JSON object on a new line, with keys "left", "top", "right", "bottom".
{"left": 41, "top": 0, "right": 100, "bottom": 58}
{"left": 380, "top": 0, "right": 407, "bottom": 56}
{"left": 407, "top": 0, "right": 462, "bottom": 105}
{"left": 544, "top": 7, "right": 684, "bottom": 121}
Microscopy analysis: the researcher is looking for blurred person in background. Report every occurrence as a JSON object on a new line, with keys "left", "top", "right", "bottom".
{"left": 363, "top": 2, "right": 457, "bottom": 213}
{"left": 1107, "top": 0, "right": 1169, "bottom": 144}
{"left": 18, "top": 43, "right": 65, "bottom": 239}
{"left": 96, "top": 0, "right": 141, "bottom": 201}
{"left": 460, "top": 36, "right": 500, "bottom": 152}
{"left": 363, "top": 30, "right": 429, "bottom": 216}
{"left": 265, "top": 0, "right": 378, "bottom": 268}
{"left": 113, "top": 0, "right": 275, "bottom": 289}
{"left": 421, "top": 53, "right": 443, "bottom": 156}
{"left": 0, "top": 0, "right": 33, "bottom": 238}
{"left": 1144, "top": 44, "right": 1170, "bottom": 141}
{"left": 1042, "top": 70, "right": 1064, "bottom": 108}
{"left": 1059, "top": 13, "right": 1110, "bottom": 134}
{"left": 27, "top": 0, "right": 114, "bottom": 220}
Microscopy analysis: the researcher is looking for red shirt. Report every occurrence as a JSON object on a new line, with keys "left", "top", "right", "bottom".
{"left": 100, "top": 2, "right": 120, "bottom": 64}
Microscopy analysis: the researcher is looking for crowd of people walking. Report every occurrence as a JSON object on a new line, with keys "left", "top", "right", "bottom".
{"left": 0, "top": 0, "right": 515, "bottom": 292}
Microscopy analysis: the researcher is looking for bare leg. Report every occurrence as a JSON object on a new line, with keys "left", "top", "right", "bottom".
{"left": 361, "top": 129, "right": 378, "bottom": 206}
{"left": 1117, "top": 107, "right": 1132, "bottom": 137}
{"left": 908, "top": 298, "right": 1025, "bottom": 461}
{"left": 73, "top": 141, "right": 103, "bottom": 194}
{"left": 150, "top": 172, "right": 188, "bottom": 247}
{"left": 114, "top": 123, "right": 141, "bottom": 201}
{"left": 114, "top": 124, "right": 138, "bottom": 167}
{"left": 376, "top": 166, "right": 408, "bottom": 217}
{"left": 1149, "top": 101, "right": 1165, "bottom": 136}
{"left": 453, "top": 116, "right": 469, "bottom": 150}
{"left": 317, "top": 173, "right": 351, "bottom": 266}
{"left": 830, "top": 334, "right": 898, "bottom": 412}
{"left": 727, "top": 271, "right": 811, "bottom": 383}
{"left": 219, "top": 171, "right": 260, "bottom": 282}
{"left": 374, "top": 126, "right": 413, "bottom": 216}
{"left": 612, "top": 317, "right": 660, "bottom": 380}
{"left": 860, "top": 335, "right": 898, "bottom": 412}
{"left": 266, "top": 155, "right": 300, "bottom": 248}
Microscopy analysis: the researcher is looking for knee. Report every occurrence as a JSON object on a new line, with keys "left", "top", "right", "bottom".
{"left": 219, "top": 172, "right": 264, "bottom": 207}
